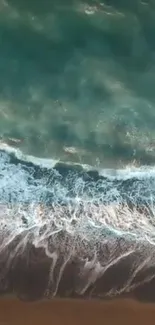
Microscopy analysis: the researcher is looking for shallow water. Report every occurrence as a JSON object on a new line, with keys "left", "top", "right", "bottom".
{"left": 1, "top": 147, "right": 155, "bottom": 301}
{"left": 1, "top": 0, "right": 155, "bottom": 167}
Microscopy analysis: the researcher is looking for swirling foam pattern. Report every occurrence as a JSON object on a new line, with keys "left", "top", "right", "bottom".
{"left": 0, "top": 146, "right": 155, "bottom": 301}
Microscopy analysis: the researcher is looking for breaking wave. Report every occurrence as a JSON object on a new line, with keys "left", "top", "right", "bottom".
{"left": 1, "top": 144, "right": 155, "bottom": 301}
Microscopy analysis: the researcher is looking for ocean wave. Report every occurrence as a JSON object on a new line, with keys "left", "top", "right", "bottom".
{"left": 1, "top": 144, "right": 155, "bottom": 300}
{"left": 0, "top": 143, "right": 155, "bottom": 239}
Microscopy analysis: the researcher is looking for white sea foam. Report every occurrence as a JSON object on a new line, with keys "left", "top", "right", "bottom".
{"left": 0, "top": 143, "right": 155, "bottom": 237}
{"left": 0, "top": 144, "right": 155, "bottom": 298}
{"left": 1, "top": 141, "right": 155, "bottom": 178}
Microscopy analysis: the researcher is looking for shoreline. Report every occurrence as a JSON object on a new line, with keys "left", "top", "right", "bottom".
{"left": 1, "top": 148, "right": 155, "bottom": 308}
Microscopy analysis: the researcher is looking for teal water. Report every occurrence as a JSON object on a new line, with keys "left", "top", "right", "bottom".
{"left": 1, "top": 2, "right": 155, "bottom": 300}
{"left": 1, "top": 0, "right": 155, "bottom": 167}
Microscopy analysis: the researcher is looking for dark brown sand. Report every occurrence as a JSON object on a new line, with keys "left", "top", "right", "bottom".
{"left": 1, "top": 297, "right": 155, "bottom": 325}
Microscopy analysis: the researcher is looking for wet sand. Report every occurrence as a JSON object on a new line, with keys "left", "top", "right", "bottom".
{"left": 1, "top": 297, "right": 155, "bottom": 325}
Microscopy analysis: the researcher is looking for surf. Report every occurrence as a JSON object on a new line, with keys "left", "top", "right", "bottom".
{"left": 0, "top": 144, "right": 155, "bottom": 301}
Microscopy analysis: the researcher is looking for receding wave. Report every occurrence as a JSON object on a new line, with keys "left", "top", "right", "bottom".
{"left": 1, "top": 144, "right": 155, "bottom": 301}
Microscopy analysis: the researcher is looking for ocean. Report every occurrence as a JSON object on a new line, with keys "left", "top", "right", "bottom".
{"left": 1, "top": 0, "right": 155, "bottom": 167}
{"left": 1, "top": 0, "right": 155, "bottom": 302}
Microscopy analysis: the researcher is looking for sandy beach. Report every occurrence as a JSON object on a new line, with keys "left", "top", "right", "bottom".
{"left": 1, "top": 297, "right": 155, "bottom": 325}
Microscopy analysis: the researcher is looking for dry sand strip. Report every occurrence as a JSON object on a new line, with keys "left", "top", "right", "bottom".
{"left": 0, "top": 297, "right": 155, "bottom": 325}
